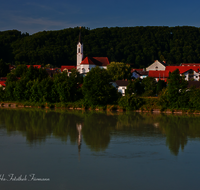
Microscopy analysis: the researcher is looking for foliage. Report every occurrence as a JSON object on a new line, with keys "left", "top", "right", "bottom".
{"left": 3, "top": 65, "right": 83, "bottom": 103}
{"left": 159, "top": 69, "right": 188, "bottom": 109}
{"left": 0, "top": 59, "right": 10, "bottom": 77}
{"left": 188, "top": 88, "right": 200, "bottom": 110}
{"left": 156, "top": 80, "right": 166, "bottom": 95}
{"left": 2, "top": 26, "right": 200, "bottom": 68}
{"left": 141, "top": 77, "right": 157, "bottom": 96}
{"left": 126, "top": 78, "right": 144, "bottom": 96}
{"left": 118, "top": 94, "right": 144, "bottom": 110}
{"left": 107, "top": 62, "right": 131, "bottom": 81}
{"left": 0, "top": 87, "right": 5, "bottom": 101}
{"left": 82, "top": 67, "right": 119, "bottom": 105}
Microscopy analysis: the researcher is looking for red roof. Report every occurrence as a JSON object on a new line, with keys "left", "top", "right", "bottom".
{"left": 148, "top": 70, "right": 170, "bottom": 78}
{"left": 61, "top": 66, "right": 76, "bottom": 72}
{"left": 181, "top": 63, "right": 200, "bottom": 66}
{"left": 166, "top": 66, "right": 200, "bottom": 74}
{"left": 0, "top": 81, "right": 6, "bottom": 87}
{"left": 27, "top": 65, "right": 41, "bottom": 69}
{"left": 81, "top": 57, "right": 109, "bottom": 66}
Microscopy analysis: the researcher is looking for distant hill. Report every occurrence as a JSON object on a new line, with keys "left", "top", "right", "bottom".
{"left": 1, "top": 26, "right": 200, "bottom": 68}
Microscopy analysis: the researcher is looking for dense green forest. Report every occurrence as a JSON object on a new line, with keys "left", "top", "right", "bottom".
{"left": 1, "top": 26, "right": 200, "bottom": 68}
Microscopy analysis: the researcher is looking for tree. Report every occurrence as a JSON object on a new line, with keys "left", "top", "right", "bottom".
{"left": 126, "top": 79, "right": 144, "bottom": 96}
{"left": 141, "top": 77, "right": 157, "bottom": 96}
{"left": 156, "top": 80, "right": 166, "bottom": 95}
{"left": 0, "top": 59, "right": 9, "bottom": 77}
{"left": 107, "top": 62, "right": 131, "bottom": 81}
{"left": 82, "top": 67, "right": 119, "bottom": 105}
{"left": 160, "top": 69, "right": 188, "bottom": 108}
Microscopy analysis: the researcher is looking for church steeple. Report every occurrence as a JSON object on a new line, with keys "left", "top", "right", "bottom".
{"left": 77, "top": 30, "right": 83, "bottom": 71}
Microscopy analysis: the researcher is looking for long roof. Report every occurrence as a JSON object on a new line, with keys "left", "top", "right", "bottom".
{"left": 148, "top": 70, "right": 170, "bottom": 78}
{"left": 166, "top": 66, "right": 200, "bottom": 74}
{"left": 181, "top": 63, "right": 200, "bottom": 66}
{"left": 81, "top": 57, "right": 109, "bottom": 66}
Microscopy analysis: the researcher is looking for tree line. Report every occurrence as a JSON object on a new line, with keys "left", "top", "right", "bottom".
{"left": 1, "top": 26, "right": 200, "bottom": 68}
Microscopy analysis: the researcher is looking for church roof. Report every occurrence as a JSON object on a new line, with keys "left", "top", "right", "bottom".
{"left": 81, "top": 57, "right": 109, "bottom": 66}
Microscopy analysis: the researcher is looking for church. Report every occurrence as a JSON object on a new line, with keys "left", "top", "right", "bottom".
{"left": 61, "top": 32, "right": 110, "bottom": 74}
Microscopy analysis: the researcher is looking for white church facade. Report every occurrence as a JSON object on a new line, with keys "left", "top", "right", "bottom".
{"left": 61, "top": 32, "right": 110, "bottom": 74}
{"left": 76, "top": 32, "right": 109, "bottom": 74}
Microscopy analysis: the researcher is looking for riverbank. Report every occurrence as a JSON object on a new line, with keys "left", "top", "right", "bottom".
{"left": 1, "top": 101, "right": 200, "bottom": 115}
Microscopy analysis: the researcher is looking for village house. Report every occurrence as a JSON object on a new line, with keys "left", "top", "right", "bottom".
{"left": 131, "top": 69, "right": 148, "bottom": 79}
{"left": 146, "top": 60, "right": 167, "bottom": 71}
{"left": 111, "top": 80, "right": 129, "bottom": 96}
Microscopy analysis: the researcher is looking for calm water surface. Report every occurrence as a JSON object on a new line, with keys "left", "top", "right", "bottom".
{"left": 0, "top": 109, "right": 200, "bottom": 190}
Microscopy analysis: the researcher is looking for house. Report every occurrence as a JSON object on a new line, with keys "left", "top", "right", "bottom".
{"left": 131, "top": 69, "right": 148, "bottom": 79}
{"left": 146, "top": 60, "right": 167, "bottom": 71}
{"left": 27, "top": 65, "right": 41, "bottom": 69}
{"left": 0, "top": 81, "right": 6, "bottom": 90}
{"left": 148, "top": 70, "right": 169, "bottom": 82}
{"left": 61, "top": 66, "right": 76, "bottom": 73}
{"left": 166, "top": 66, "right": 200, "bottom": 81}
{"left": 111, "top": 80, "right": 129, "bottom": 96}
{"left": 78, "top": 57, "right": 109, "bottom": 74}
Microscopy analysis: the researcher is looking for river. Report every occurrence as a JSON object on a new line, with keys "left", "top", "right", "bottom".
{"left": 0, "top": 108, "right": 200, "bottom": 190}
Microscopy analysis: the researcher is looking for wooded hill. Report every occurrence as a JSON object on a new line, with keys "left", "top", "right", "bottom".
{"left": 1, "top": 26, "right": 200, "bottom": 68}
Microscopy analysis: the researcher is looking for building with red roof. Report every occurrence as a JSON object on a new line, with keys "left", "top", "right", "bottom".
{"left": 0, "top": 81, "right": 6, "bottom": 89}
{"left": 61, "top": 66, "right": 76, "bottom": 72}
{"left": 148, "top": 70, "right": 169, "bottom": 82}
{"left": 27, "top": 65, "right": 41, "bottom": 69}
{"left": 76, "top": 32, "right": 109, "bottom": 74}
{"left": 166, "top": 66, "right": 200, "bottom": 81}
{"left": 181, "top": 63, "right": 200, "bottom": 66}
{"left": 78, "top": 57, "right": 109, "bottom": 74}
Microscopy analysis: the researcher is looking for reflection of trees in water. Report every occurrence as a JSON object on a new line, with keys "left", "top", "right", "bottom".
{"left": 156, "top": 115, "right": 200, "bottom": 156}
{"left": 1, "top": 109, "right": 200, "bottom": 155}
{"left": 0, "top": 109, "right": 116, "bottom": 152}
{"left": 82, "top": 112, "right": 117, "bottom": 152}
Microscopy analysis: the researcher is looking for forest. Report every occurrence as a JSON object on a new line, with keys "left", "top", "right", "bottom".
{"left": 1, "top": 26, "right": 200, "bottom": 68}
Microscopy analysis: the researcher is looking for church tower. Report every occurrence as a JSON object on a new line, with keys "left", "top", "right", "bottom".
{"left": 77, "top": 31, "right": 83, "bottom": 71}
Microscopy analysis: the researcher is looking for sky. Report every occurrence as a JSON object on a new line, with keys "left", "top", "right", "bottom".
{"left": 0, "top": 0, "right": 200, "bottom": 35}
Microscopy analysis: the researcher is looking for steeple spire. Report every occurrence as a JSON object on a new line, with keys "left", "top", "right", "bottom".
{"left": 78, "top": 31, "right": 82, "bottom": 44}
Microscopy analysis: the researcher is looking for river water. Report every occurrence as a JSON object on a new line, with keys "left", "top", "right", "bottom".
{"left": 0, "top": 108, "right": 200, "bottom": 190}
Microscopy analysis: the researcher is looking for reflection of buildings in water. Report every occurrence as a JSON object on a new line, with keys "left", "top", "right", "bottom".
{"left": 76, "top": 123, "right": 82, "bottom": 155}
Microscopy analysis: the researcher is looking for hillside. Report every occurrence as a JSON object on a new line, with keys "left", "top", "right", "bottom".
{"left": 1, "top": 26, "right": 200, "bottom": 68}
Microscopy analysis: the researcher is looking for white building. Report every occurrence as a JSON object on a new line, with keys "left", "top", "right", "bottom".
{"left": 146, "top": 60, "right": 167, "bottom": 71}
{"left": 76, "top": 32, "right": 109, "bottom": 74}
{"left": 111, "top": 80, "right": 129, "bottom": 96}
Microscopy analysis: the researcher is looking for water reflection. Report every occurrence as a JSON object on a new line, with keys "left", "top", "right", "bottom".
{"left": 1, "top": 109, "right": 200, "bottom": 156}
